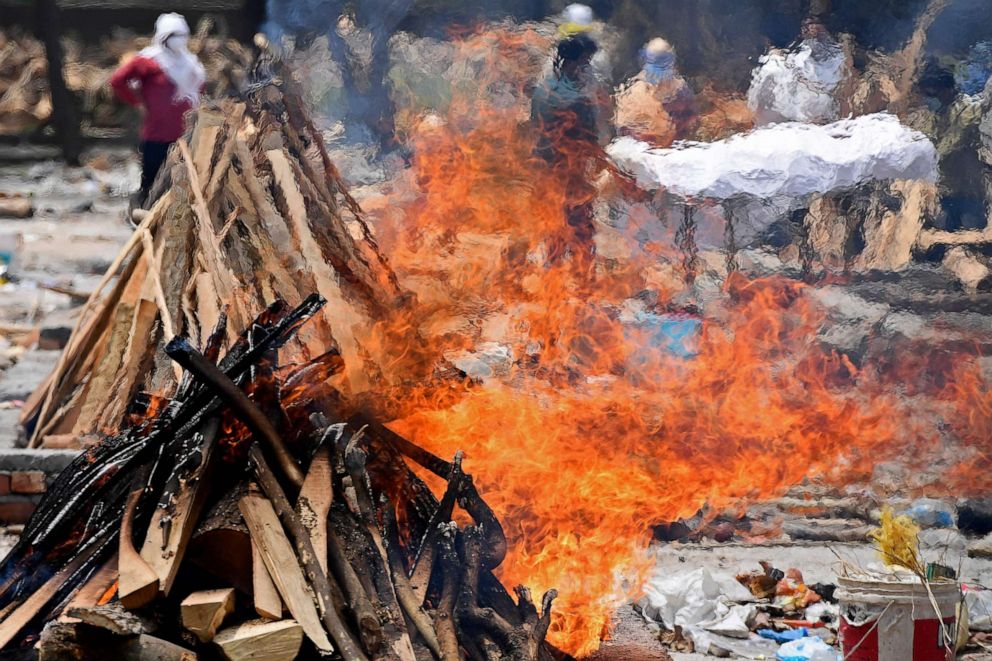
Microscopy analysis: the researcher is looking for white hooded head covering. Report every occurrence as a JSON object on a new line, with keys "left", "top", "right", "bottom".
{"left": 140, "top": 13, "right": 206, "bottom": 105}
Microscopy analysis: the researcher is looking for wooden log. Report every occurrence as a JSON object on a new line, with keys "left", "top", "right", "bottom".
{"left": 252, "top": 539, "right": 283, "bottom": 620}
{"left": 96, "top": 296, "right": 159, "bottom": 431}
{"left": 138, "top": 418, "right": 220, "bottom": 598}
{"left": 188, "top": 481, "right": 253, "bottom": 595}
{"left": 118, "top": 488, "right": 160, "bottom": 610}
{"left": 180, "top": 588, "right": 236, "bottom": 643}
{"left": 176, "top": 139, "right": 241, "bottom": 330}
{"left": 326, "top": 523, "right": 382, "bottom": 655}
{"left": 121, "top": 634, "right": 198, "bottom": 661}
{"left": 214, "top": 619, "right": 303, "bottom": 661}
{"left": 0, "top": 550, "right": 89, "bottom": 647}
{"left": 66, "top": 603, "right": 154, "bottom": 636}
{"left": 0, "top": 196, "right": 33, "bottom": 218}
{"left": 342, "top": 435, "right": 417, "bottom": 661}
{"left": 238, "top": 488, "right": 334, "bottom": 654}
{"left": 296, "top": 445, "right": 332, "bottom": 574}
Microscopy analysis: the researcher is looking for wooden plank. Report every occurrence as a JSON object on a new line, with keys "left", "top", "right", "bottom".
{"left": 72, "top": 300, "right": 134, "bottom": 435}
{"left": 139, "top": 419, "right": 219, "bottom": 597}
{"left": 118, "top": 488, "right": 160, "bottom": 609}
{"left": 28, "top": 190, "right": 169, "bottom": 445}
{"left": 252, "top": 540, "right": 283, "bottom": 620}
{"left": 177, "top": 139, "right": 241, "bottom": 330}
{"left": 266, "top": 148, "right": 369, "bottom": 390}
{"left": 194, "top": 272, "right": 220, "bottom": 345}
{"left": 238, "top": 489, "right": 333, "bottom": 653}
{"left": 61, "top": 553, "right": 118, "bottom": 618}
{"left": 214, "top": 619, "right": 303, "bottom": 661}
{"left": 96, "top": 297, "right": 159, "bottom": 432}
{"left": 295, "top": 446, "right": 331, "bottom": 575}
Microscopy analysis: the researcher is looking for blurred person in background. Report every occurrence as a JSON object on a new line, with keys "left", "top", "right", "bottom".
{"left": 531, "top": 5, "right": 611, "bottom": 271}
{"left": 110, "top": 12, "right": 205, "bottom": 209}
{"left": 614, "top": 37, "right": 697, "bottom": 146}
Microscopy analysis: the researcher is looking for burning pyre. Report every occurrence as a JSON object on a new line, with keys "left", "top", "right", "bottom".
{"left": 0, "top": 295, "right": 560, "bottom": 660}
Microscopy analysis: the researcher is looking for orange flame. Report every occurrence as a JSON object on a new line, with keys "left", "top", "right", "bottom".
{"left": 355, "top": 26, "right": 992, "bottom": 656}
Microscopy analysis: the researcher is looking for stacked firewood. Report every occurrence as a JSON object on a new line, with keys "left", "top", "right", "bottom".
{"left": 0, "top": 20, "right": 252, "bottom": 136}
{"left": 0, "top": 296, "right": 559, "bottom": 660}
{"left": 0, "top": 29, "right": 51, "bottom": 134}
{"left": 22, "top": 64, "right": 403, "bottom": 448}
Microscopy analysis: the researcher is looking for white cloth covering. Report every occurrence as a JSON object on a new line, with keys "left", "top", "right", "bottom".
{"left": 139, "top": 12, "right": 205, "bottom": 105}
{"left": 607, "top": 113, "right": 939, "bottom": 201}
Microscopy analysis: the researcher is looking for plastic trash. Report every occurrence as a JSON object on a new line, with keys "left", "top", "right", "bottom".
{"left": 639, "top": 567, "right": 755, "bottom": 631}
{"left": 904, "top": 498, "right": 957, "bottom": 528}
{"left": 758, "top": 627, "right": 809, "bottom": 643}
{"left": 776, "top": 636, "right": 840, "bottom": 661}
{"left": 965, "top": 585, "right": 992, "bottom": 632}
{"left": 627, "top": 311, "right": 701, "bottom": 360}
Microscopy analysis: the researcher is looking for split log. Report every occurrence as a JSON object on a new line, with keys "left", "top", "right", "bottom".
{"left": 139, "top": 418, "right": 221, "bottom": 597}
{"left": 180, "top": 588, "right": 235, "bottom": 643}
{"left": 214, "top": 619, "right": 303, "bottom": 661}
{"left": 187, "top": 480, "right": 253, "bottom": 595}
{"left": 61, "top": 553, "right": 118, "bottom": 616}
{"left": 296, "top": 444, "right": 332, "bottom": 575}
{"left": 238, "top": 487, "right": 334, "bottom": 654}
{"left": 252, "top": 539, "right": 283, "bottom": 620}
{"left": 118, "top": 488, "right": 160, "bottom": 610}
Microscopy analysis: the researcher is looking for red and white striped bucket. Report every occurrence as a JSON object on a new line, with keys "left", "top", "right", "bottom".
{"left": 837, "top": 575, "right": 960, "bottom": 661}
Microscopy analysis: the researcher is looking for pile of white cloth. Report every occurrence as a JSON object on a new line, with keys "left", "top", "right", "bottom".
{"left": 747, "top": 39, "right": 847, "bottom": 125}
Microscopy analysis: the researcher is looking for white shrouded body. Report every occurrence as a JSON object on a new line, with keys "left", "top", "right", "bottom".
{"left": 607, "top": 113, "right": 939, "bottom": 201}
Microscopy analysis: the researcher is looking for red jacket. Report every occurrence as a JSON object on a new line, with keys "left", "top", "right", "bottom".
{"left": 110, "top": 55, "right": 196, "bottom": 142}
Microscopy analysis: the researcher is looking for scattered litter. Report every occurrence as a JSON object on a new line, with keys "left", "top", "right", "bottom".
{"left": 776, "top": 635, "right": 838, "bottom": 661}
{"left": 640, "top": 567, "right": 756, "bottom": 632}
{"left": 904, "top": 497, "right": 957, "bottom": 529}
{"left": 758, "top": 627, "right": 810, "bottom": 643}
{"left": 965, "top": 585, "right": 992, "bottom": 632}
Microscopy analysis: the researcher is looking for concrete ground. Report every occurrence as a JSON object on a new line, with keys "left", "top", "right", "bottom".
{"left": 0, "top": 152, "right": 134, "bottom": 448}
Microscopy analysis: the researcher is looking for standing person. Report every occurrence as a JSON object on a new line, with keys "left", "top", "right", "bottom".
{"left": 615, "top": 38, "right": 697, "bottom": 146}
{"left": 531, "top": 6, "right": 610, "bottom": 271}
{"left": 110, "top": 13, "right": 205, "bottom": 208}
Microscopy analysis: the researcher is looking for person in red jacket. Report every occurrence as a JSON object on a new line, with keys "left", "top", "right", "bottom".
{"left": 110, "top": 13, "right": 205, "bottom": 204}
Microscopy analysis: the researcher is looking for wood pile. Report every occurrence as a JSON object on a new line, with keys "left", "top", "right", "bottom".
{"left": 0, "top": 296, "right": 559, "bottom": 660}
{"left": 21, "top": 67, "right": 407, "bottom": 448}
{"left": 0, "top": 20, "right": 252, "bottom": 136}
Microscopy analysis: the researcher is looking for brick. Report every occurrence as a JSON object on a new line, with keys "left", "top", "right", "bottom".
{"left": 0, "top": 472, "right": 9, "bottom": 496}
{"left": 11, "top": 471, "right": 46, "bottom": 494}
{"left": 0, "top": 499, "right": 37, "bottom": 524}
